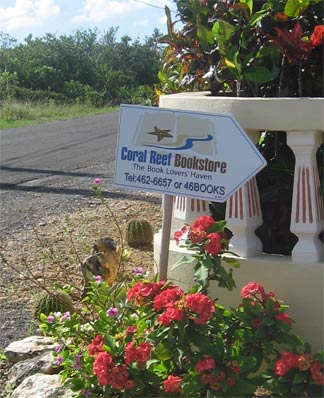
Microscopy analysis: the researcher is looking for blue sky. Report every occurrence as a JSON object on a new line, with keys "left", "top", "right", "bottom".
{"left": 0, "top": 0, "right": 177, "bottom": 43}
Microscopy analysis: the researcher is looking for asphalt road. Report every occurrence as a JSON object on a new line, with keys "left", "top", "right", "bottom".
{"left": 0, "top": 111, "right": 121, "bottom": 234}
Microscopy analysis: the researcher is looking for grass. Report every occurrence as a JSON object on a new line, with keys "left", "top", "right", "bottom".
{"left": 0, "top": 100, "right": 119, "bottom": 130}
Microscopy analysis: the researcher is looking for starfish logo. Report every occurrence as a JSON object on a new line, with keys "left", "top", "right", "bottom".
{"left": 133, "top": 112, "right": 216, "bottom": 156}
{"left": 147, "top": 126, "right": 173, "bottom": 142}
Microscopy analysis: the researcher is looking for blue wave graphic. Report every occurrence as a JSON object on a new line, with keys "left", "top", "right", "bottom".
{"left": 145, "top": 134, "right": 213, "bottom": 151}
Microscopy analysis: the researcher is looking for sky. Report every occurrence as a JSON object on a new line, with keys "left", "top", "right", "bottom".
{"left": 0, "top": 0, "right": 177, "bottom": 43}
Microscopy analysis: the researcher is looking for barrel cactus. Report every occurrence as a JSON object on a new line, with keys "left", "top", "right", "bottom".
{"left": 125, "top": 219, "right": 153, "bottom": 248}
{"left": 33, "top": 290, "right": 75, "bottom": 320}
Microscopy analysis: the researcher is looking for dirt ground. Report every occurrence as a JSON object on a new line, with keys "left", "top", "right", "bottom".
{"left": 0, "top": 192, "right": 163, "bottom": 395}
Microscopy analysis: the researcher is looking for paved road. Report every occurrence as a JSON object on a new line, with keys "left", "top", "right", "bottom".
{"left": 0, "top": 112, "right": 121, "bottom": 234}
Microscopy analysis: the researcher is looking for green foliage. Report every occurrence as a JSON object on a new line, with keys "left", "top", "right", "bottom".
{"left": 173, "top": 215, "right": 238, "bottom": 291}
{"left": 33, "top": 290, "right": 75, "bottom": 321}
{"left": 0, "top": 28, "right": 163, "bottom": 106}
{"left": 159, "top": 0, "right": 323, "bottom": 97}
{"left": 125, "top": 219, "right": 154, "bottom": 248}
{"left": 40, "top": 272, "right": 324, "bottom": 397}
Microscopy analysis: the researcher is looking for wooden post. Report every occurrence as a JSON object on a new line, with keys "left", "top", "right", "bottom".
{"left": 159, "top": 194, "right": 174, "bottom": 280}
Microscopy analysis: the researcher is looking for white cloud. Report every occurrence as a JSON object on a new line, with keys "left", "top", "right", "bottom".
{"left": 72, "top": 0, "right": 173, "bottom": 24}
{"left": 0, "top": 0, "right": 60, "bottom": 30}
{"left": 159, "top": 15, "right": 167, "bottom": 25}
{"left": 73, "top": 0, "right": 134, "bottom": 23}
{"left": 134, "top": 19, "right": 149, "bottom": 28}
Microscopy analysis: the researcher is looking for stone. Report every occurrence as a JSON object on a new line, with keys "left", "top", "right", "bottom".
{"left": 7, "top": 351, "right": 57, "bottom": 388}
{"left": 11, "top": 374, "right": 73, "bottom": 398}
{"left": 4, "top": 336, "right": 56, "bottom": 363}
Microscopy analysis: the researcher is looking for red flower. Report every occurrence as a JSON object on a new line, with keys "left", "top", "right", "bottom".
{"left": 226, "top": 377, "right": 235, "bottom": 386}
{"left": 126, "top": 326, "right": 138, "bottom": 335}
{"left": 252, "top": 317, "right": 263, "bottom": 329}
{"left": 203, "top": 232, "right": 222, "bottom": 256}
{"left": 195, "top": 356, "right": 215, "bottom": 374}
{"left": 93, "top": 351, "right": 114, "bottom": 385}
{"left": 310, "top": 25, "right": 324, "bottom": 47}
{"left": 192, "top": 215, "right": 215, "bottom": 231}
{"left": 89, "top": 335, "right": 105, "bottom": 356}
{"left": 273, "top": 22, "right": 313, "bottom": 63}
{"left": 124, "top": 341, "right": 152, "bottom": 364}
{"left": 109, "top": 365, "right": 129, "bottom": 390}
{"left": 127, "top": 281, "right": 163, "bottom": 305}
{"left": 241, "top": 282, "right": 265, "bottom": 299}
{"left": 275, "top": 312, "right": 292, "bottom": 326}
{"left": 157, "top": 305, "right": 185, "bottom": 326}
{"left": 185, "top": 292, "right": 215, "bottom": 325}
{"left": 274, "top": 358, "right": 291, "bottom": 376}
{"left": 297, "top": 354, "right": 313, "bottom": 371}
{"left": 274, "top": 352, "right": 299, "bottom": 376}
{"left": 124, "top": 379, "right": 136, "bottom": 390}
{"left": 163, "top": 375, "right": 182, "bottom": 393}
{"left": 310, "top": 361, "right": 324, "bottom": 385}
{"left": 174, "top": 225, "right": 190, "bottom": 245}
{"left": 189, "top": 226, "right": 207, "bottom": 244}
{"left": 153, "top": 286, "right": 184, "bottom": 311}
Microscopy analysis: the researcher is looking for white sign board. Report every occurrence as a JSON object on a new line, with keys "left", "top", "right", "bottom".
{"left": 115, "top": 105, "right": 266, "bottom": 202}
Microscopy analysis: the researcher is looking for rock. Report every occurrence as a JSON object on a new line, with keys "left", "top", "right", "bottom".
{"left": 7, "top": 351, "right": 57, "bottom": 388}
{"left": 11, "top": 373, "right": 73, "bottom": 398}
{"left": 4, "top": 336, "right": 56, "bottom": 363}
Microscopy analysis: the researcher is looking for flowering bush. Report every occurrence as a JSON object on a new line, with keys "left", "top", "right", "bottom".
{"left": 40, "top": 215, "right": 323, "bottom": 397}
{"left": 159, "top": 0, "right": 324, "bottom": 97}
{"left": 173, "top": 215, "right": 239, "bottom": 291}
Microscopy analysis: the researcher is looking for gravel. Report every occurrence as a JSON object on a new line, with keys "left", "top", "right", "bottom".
{"left": 0, "top": 166, "right": 163, "bottom": 350}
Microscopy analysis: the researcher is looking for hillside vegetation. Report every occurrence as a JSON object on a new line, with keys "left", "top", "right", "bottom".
{"left": 0, "top": 28, "right": 162, "bottom": 127}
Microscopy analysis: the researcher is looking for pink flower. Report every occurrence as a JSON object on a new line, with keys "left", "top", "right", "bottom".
{"left": 106, "top": 307, "right": 119, "bottom": 317}
{"left": 93, "top": 178, "right": 102, "bottom": 185}
{"left": 47, "top": 315, "right": 55, "bottom": 323}
{"left": 56, "top": 355, "right": 63, "bottom": 365}
{"left": 93, "top": 275, "right": 102, "bottom": 283}
{"left": 60, "top": 311, "right": 71, "bottom": 322}
{"left": 132, "top": 266, "right": 144, "bottom": 276}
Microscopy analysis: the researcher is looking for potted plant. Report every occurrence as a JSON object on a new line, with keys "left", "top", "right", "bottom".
{"left": 158, "top": 0, "right": 323, "bottom": 256}
{"left": 152, "top": 0, "right": 324, "bottom": 352}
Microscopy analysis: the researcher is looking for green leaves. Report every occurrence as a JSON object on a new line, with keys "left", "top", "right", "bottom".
{"left": 212, "top": 20, "right": 236, "bottom": 54}
{"left": 172, "top": 255, "right": 195, "bottom": 270}
{"left": 285, "top": 0, "right": 310, "bottom": 17}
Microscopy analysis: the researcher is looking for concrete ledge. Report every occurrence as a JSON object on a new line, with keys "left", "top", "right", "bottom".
{"left": 154, "top": 232, "right": 324, "bottom": 352}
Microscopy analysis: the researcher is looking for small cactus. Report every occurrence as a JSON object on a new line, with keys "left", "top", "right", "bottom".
{"left": 125, "top": 219, "right": 153, "bottom": 248}
{"left": 33, "top": 290, "right": 74, "bottom": 320}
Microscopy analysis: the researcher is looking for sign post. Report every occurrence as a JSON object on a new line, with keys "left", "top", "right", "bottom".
{"left": 115, "top": 105, "right": 267, "bottom": 277}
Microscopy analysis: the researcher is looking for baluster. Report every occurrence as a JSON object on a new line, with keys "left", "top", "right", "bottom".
{"left": 225, "top": 130, "right": 263, "bottom": 256}
{"left": 171, "top": 196, "right": 208, "bottom": 235}
{"left": 287, "top": 131, "right": 324, "bottom": 262}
